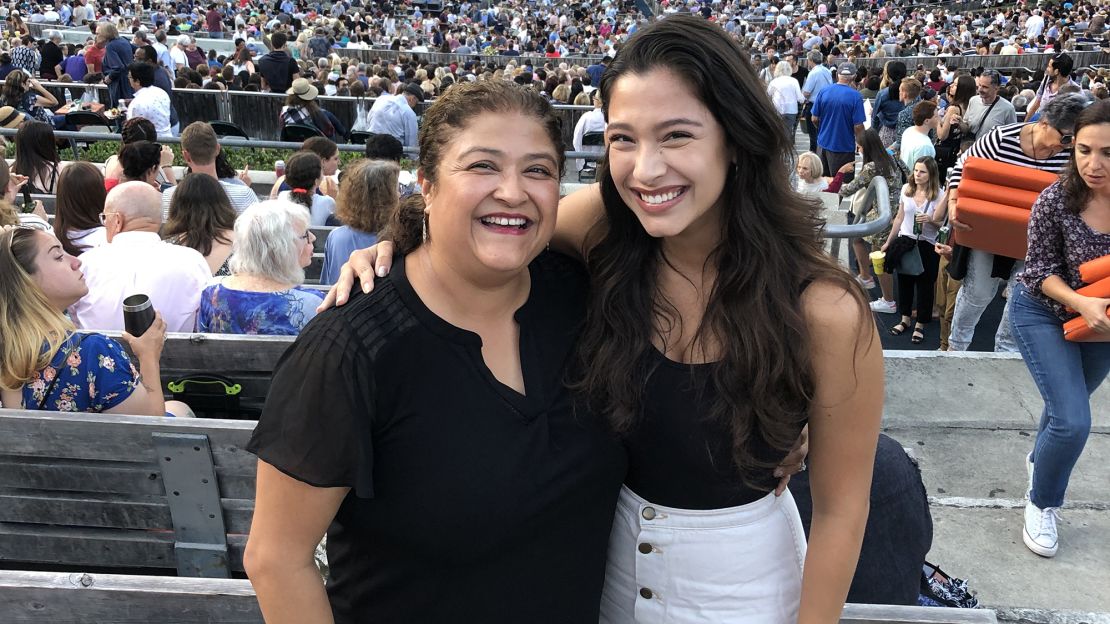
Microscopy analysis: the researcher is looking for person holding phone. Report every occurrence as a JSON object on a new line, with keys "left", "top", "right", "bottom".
{"left": 0, "top": 158, "right": 50, "bottom": 231}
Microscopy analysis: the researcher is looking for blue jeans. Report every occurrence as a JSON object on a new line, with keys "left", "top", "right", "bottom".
{"left": 1010, "top": 283, "right": 1110, "bottom": 508}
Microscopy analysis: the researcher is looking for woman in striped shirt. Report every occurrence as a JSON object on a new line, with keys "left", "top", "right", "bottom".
{"left": 938, "top": 93, "right": 1094, "bottom": 352}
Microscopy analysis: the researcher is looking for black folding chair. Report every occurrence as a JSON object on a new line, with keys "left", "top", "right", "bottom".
{"left": 281, "top": 123, "right": 324, "bottom": 142}
{"left": 209, "top": 120, "right": 251, "bottom": 140}
{"left": 578, "top": 131, "right": 605, "bottom": 183}
{"left": 349, "top": 131, "right": 372, "bottom": 145}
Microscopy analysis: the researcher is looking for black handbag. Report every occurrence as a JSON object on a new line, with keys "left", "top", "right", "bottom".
{"left": 166, "top": 374, "right": 259, "bottom": 420}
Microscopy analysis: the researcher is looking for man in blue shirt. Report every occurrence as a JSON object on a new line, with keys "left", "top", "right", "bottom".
{"left": 801, "top": 50, "right": 833, "bottom": 152}
{"left": 367, "top": 83, "right": 424, "bottom": 148}
{"left": 585, "top": 57, "right": 607, "bottom": 87}
{"left": 810, "top": 62, "right": 865, "bottom": 178}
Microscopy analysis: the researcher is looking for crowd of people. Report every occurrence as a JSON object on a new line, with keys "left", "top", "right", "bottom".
{"left": 0, "top": 1, "right": 1105, "bottom": 621}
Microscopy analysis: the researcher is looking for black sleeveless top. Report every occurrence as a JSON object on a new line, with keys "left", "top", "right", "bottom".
{"left": 623, "top": 349, "right": 805, "bottom": 509}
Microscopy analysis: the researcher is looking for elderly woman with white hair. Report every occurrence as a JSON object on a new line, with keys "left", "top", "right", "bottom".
{"left": 196, "top": 200, "right": 323, "bottom": 335}
{"left": 767, "top": 60, "right": 805, "bottom": 144}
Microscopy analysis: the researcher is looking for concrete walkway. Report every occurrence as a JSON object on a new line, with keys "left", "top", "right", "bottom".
{"left": 884, "top": 352, "right": 1110, "bottom": 620}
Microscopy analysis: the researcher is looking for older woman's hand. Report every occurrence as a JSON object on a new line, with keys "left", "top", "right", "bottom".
{"left": 317, "top": 241, "right": 395, "bottom": 311}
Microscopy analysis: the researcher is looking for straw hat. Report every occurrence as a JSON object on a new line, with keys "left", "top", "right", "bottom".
{"left": 286, "top": 77, "right": 318, "bottom": 101}
{"left": 0, "top": 106, "right": 26, "bottom": 129}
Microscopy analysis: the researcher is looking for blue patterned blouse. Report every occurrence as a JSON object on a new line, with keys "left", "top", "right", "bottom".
{"left": 22, "top": 333, "right": 139, "bottom": 412}
{"left": 197, "top": 283, "right": 325, "bottom": 335}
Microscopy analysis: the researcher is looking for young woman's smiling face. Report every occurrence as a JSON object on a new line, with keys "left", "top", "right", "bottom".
{"left": 604, "top": 68, "right": 732, "bottom": 244}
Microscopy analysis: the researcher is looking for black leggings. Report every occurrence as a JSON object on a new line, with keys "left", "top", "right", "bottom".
{"left": 896, "top": 239, "right": 941, "bottom": 324}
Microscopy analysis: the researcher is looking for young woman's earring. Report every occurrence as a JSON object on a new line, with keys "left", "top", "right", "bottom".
{"left": 422, "top": 210, "right": 429, "bottom": 242}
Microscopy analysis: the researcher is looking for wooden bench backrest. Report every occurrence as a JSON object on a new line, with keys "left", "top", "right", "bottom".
{"left": 0, "top": 571, "right": 999, "bottom": 623}
{"left": 0, "top": 411, "right": 257, "bottom": 576}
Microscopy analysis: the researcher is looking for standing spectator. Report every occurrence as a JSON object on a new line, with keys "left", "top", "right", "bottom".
{"left": 257, "top": 31, "right": 298, "bottom": 93}
{"left": 205, "top": 4, "right": 224, "bottom": 39}
{"left": 53, "top": 161, "right": 107, "bottom": 256}
{"left": 1026, "top": 52, "right": 1078, "bottom": 120}
{"left": 871, "top": 61, "right": 908, "bottom": 147}
{"left": 169, "top": 35, "right": 189, "bottom": 73}
{"left": 811, "top": 61, "right": 865, "bottom": 177}
{"left": 943, "top": 94, "right": 1090, "bottom": 352}
{"left": 307, "top": 27, "right": 330, "bottom": 60}
{"left": 890, "top": 78, "right": 925, "bottom": 153}
{"left": 197, "top": 200, "right": 323, "bottom": 335}
{"left": 368, "top": 82, "right": 422, "bottom": 148}
{"left": 881, "top": 156, "right": 943, "bottom": 344}
{"left": 134, "top": 45, "right": 179, "bottom": 135}
{"left": 126, "top": 62, "right": 171, "bottom": 136}
{"left": 320, "top": 159, "right": 397, "bottom": 285}
{"left": 39, "top": 31, "right": 64, "bottom": 80}
{"left": 768, "top": 60, "right": 805, "bottom": 144}
{"left": 69, "top": 182, "right": 211, "bottom": 333}
{"left": 572, "top": 89, "right": 606, "bottom": 173}
{"left": 963, "top": 70, "right": 1017, "bottom": 143}
{"left": 935, "top": 76, "right": 976, "bottom": 179}
{"left": 100, "top": 23, "right": 134, "bottom": 107}
{"left": 900, "top": 100, "right": 939, "bottom": 170}
{"left": 837, "top": 129, "right": 911, "bottom": 311}
{"left": 801, "top": 50, "right": 832, "bottom": 153}
{"left": 162, "top": 122, "right": 259, "bottom": 217}
{"left": 10, "top": 36, "right": 38, "bottom": 75}
{"left": 84, "top": 38, "right": 105, "bottom": 75}
{"left": 1011, "top": 99, "right": 1110, "bottom": 559}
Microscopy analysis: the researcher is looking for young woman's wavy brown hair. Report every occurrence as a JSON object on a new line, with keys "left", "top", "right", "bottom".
{"left": 53, "top": 162, "right": 106, "bottom": 256}
{"left": 164, "top": 173, "right": 236, "bottom": 257}
{"left": 1062, "top": 98, "right": 1110, "bottom": 215}
{"left": 575, "top": 15, "right": 870, "bottom": 487}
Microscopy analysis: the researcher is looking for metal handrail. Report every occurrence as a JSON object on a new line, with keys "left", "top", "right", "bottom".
{"left": 823, "top": 175, "right": 891, "bottom": 240}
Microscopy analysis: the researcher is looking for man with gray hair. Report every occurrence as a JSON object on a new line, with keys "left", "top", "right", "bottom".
{"left": 963, "top": 69, "right": 1017, "bottom": 142}
{"left": 39, "top": 31, "right": 64, "bottom": 80}
{"left": 70, "top": 182, "right": 211, "bottom": 332}
{"left": 801, "top": 50, "right": 832, "bottom": 152}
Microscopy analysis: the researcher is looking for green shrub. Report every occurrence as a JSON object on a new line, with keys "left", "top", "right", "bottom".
{"left": 73, "top": 140, "right": 410, "bottom": 171}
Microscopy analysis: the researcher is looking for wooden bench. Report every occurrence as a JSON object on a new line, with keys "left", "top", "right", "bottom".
{"left": 0, "top": 411, "right": 257, "bottom": 578}
{"left": 0, "top": 570, "right": 999, "bottom": 623}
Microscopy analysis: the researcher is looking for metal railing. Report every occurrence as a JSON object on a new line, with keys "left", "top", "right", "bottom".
{"left": 824, "top": 175, "right": 891, "bottom": 239}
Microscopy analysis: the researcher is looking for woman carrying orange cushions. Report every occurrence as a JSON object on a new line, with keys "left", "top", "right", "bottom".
{"left": 1010, "top": 98, "right": 1110, "bottom": 559}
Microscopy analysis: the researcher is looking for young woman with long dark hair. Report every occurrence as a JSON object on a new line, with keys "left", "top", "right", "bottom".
{"left": 164, "top": 173, "right": 237, "bottom": 276}
{"left": 52, "top": 162, "right": 107, "bottom": 256}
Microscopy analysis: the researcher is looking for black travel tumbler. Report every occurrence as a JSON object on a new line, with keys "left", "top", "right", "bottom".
{"left": 122, "top": 294, "right": 155, "bottom": 337}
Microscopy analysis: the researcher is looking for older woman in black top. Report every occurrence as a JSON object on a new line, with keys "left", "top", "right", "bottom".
{"left": 244, "top": 81, "right": 626, "bottom": 622}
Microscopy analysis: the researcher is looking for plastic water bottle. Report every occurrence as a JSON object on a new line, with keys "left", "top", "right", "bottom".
{"left": 64, "top": 88, "right": 72, "bottom": 105}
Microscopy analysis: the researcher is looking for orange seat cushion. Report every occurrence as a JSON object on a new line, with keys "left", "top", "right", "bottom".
{"left": 954, "top": 158, "right": 1060, "bottom": 260}
{"left": 1064, "top": 313, "right": 1110, "bottom": 342}
{"left": 1080, "top": 255, "right": 1110, "bottom": 284}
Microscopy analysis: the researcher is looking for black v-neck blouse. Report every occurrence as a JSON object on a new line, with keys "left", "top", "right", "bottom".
{"left": 248, "top": 251, "right": 626, "bottom": 623}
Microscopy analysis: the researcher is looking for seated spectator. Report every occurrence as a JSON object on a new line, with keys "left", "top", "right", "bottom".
{"left": 277, "top": 151, "right": 335, "bottom": 226}
{"left": 0, "top": 72, "right": 58, "bottom": 127}
{"left": 116, "top": 140, "right": 169, "bottom": 189}
{"left": 69, "top": 182, "right": 211, "bottom": 332}
{"left": 364, "top": 132, "right": 420, "bottom": 197}
{"left": 12, "top": 121, "right": 64, "bottom": 194}
{"left": 161, "top": 121, "right": 259, "bottom": 218}
{"left": 126, "top": 62, "right": 172, "bottom": 136}
{"left": 279, "top": 77, "right": 347, "bottom": 141}
{"left": 0, "top": 226, "right": 193, "bottom": 417}
{"left": 269, "top": 136, "right": 340, "bottom": 199}
{"left": 164, "top": 173, "right": 237, "bottom": 276}
{"left": 197, "top": 200, "right": 323, "bottom": 335}
{"left": 320, "top": 158, "right": 398, "bottom": 285}
{"left": 104, "top": 118, "right": 176, "bottom": 190}
{"left": 0, "top": 158, "right": 50, "bottom": 231}
{"left": 53, "top": 162, "right": 107, "bottom": 255}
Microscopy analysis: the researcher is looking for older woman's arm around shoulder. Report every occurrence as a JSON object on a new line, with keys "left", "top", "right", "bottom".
{"left": 797, "top": 280, "right": 884, "bottom": 624}
{"left": 245, "top": 462, "right": 347, "bottom": 624}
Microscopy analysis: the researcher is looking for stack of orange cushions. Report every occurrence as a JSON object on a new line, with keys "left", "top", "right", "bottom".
{"left": 1064, "top": 255, "right": 1110, "bottom": 342}
{"left": 954, "top": 157, "right": 1060, "bottom": 260}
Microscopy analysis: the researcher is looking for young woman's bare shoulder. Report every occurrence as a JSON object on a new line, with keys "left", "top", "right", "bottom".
{"left": 800, "top": 279, "right": 871, "bottom": 339}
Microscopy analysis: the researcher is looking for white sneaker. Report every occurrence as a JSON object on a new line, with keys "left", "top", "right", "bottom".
{"left": 1023, "top": 501, "right": 1060, "bottom": 558}
{"left": 869, "top": 298, "right": 897, "bottom": 313}
{"left": 856, "top": 275, "right": 876, "bottom": 289}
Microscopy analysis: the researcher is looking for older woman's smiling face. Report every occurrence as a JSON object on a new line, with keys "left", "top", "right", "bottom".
{"left": 421, "top": 110, "right": 561, "bottom": 279}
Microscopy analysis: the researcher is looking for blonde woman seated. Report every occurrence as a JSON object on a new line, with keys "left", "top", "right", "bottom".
{"left": 0, "top": 227, "right": 193, "bottom": 416}
{"left": 196, "top": 200, "right": 324, "bottom": 335}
